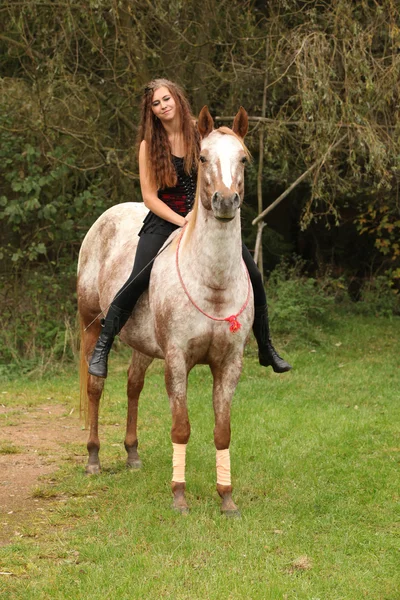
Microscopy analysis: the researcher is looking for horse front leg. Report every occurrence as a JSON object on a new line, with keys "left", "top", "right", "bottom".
{"left": 211, "top": 356, "right": 243, "bottom": 517}
{"left": 125, "top": 350, "right": 153, "bottom": 469}
{"left": 165, "top": 349, "right": 190, "bottom": 514}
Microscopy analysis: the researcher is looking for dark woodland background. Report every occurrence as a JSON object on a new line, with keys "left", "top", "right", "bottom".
{"left": 1, "top": 0, "right": 399, "bottom": 369}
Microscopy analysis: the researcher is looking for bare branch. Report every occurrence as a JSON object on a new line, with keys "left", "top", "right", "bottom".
{"left": 252, "top": 134, "right": 348, "bottom": 225}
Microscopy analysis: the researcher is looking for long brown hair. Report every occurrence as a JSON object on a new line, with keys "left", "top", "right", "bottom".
{"left": 138, "top": 79, "right": 200, "bottom": 189}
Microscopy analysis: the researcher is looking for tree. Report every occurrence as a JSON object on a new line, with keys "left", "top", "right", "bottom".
{"left": 0, "top": 0, "right": 399, "bottom": 280}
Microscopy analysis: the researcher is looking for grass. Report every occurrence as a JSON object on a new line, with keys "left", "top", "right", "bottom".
{"left": 0, "top": 313, "right": 399, "bottom": 599}
{"left": 0, "top": 443, "right": 22, "bottom": 455}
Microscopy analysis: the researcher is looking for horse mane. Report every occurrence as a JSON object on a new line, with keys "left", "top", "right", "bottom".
{"left": 183, "top": 127, "right": 251, "bottom": 243}
{"left": 217, "top": 126, "right": 252, "bottom": 160}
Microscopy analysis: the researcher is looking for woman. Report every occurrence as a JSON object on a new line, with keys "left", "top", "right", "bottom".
{"left": 88, "top": 79, "right": 291, "bottom": 378}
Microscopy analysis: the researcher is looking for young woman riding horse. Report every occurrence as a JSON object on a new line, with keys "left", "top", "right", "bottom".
{"left": 88, "top": 79, "right": 291, "bottom": 378}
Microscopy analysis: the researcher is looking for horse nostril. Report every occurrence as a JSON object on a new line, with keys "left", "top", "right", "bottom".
{"left": 212, "top": 192, "right": 223, "bottom": 207}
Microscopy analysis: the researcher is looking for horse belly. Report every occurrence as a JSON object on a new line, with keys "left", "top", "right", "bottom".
{"left": 119, "top": 292, "right": 164, "bottom": 359}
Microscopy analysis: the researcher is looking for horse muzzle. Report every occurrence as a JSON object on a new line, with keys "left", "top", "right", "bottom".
{"left": 211, "top": 191, "right": 240, "bottom": 221}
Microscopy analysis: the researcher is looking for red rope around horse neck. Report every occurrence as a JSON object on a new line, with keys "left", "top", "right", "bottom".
{"left": 175, "top": 225, "right": 251, "bottom": 333}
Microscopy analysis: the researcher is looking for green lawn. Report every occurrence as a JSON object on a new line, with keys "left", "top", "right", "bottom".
{"left": 1, "top": 314, "right": 399, "bottom": 599}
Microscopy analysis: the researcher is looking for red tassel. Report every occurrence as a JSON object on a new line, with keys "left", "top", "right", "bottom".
{"left": 226, "top": 315, "right": 242, "bottom": 333}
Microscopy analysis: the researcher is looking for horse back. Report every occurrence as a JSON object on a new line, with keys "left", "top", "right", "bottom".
{"left": 77, "top": 202, "right": 148, "bottom": 318}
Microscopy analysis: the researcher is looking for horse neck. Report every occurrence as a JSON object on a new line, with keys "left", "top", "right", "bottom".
{"left": 181, "top": 201, "right": 243, "bottom": 288}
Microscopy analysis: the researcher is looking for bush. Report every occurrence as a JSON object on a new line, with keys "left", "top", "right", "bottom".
{"left": 267, "top": 258, "right": 400, "bottom": 345}
{"left": 267, "top": 258, "right": 338, "bottom": 341}
{"left": 356, "top": 275, "right": 400, "bottom": 317}
{"left": 1, "top": 254, "right": 398, "bottom": 379}
{"left": 0, "top": 263, "right": 79, "bottom": 379}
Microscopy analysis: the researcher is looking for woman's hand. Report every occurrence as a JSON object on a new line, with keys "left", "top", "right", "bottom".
{"left": 184, "top": 211, "right": 193, "bottom": 223}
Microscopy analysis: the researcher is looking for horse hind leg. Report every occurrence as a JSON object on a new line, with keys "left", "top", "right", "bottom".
{"left": 86, "top": 374, "right": 105, "bottom": 474}
{"left": 125, "top": 350, "right": 153, "bottom": 469}
{"left": 79, "top": 313, "right": 104, "bottom": 475}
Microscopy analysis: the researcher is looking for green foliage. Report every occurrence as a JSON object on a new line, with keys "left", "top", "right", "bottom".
{"left": 0, "top": 111, "right": 112, "bottom": 270}
{"left": 2, "top": 255, "right": 399, "bottom": 377}
{"left": 356, "top": 198, "right": 400, "bottom": 273}
{"left": 0, "top": 263, "right": 79, "bottom": 379}
{"left": 1, "top": 0, "right": 400, "bottom": 370}
{"left": 356, "top": 274, "right": 400, "bottom": 318}
{"left": 267, "top": 258, "right": 337, "bottom": 340}
{"left": 268, "top": 256, "right": 400, "bottom": 341}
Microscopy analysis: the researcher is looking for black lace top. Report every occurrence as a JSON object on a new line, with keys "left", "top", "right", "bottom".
{"left": 139, "top": 156, "right": 197, "bottom": 237}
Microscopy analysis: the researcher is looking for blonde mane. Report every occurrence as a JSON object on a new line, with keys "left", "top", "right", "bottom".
{"left": 217, "top": 126, "right": 252, "bottom": 159}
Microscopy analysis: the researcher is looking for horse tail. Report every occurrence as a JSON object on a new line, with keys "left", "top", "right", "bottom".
{"left": 79, "top": 315, "right": 89, "bottom": 429}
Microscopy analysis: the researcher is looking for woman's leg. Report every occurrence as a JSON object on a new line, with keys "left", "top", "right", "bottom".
{"left": 242, "top": 243, "right": 292, "bottom": 373}
{"left": 88, "top": 233, "right": 168, "bottom": 378}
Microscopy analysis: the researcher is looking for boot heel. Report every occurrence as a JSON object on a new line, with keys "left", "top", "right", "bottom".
{"left": 88, "top": 305, "right": 131, "bottom": 378}
{"left": 253, "top": 304, "right": 292, "bottom": 373}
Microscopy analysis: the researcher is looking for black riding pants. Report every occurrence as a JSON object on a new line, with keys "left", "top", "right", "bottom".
{"left": 112, "top": 232, "right": 266, "bottom": 312}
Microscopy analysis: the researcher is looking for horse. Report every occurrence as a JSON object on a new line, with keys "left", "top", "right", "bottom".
{"left": 77, "top": 106, "right": 253, "bottom": 515}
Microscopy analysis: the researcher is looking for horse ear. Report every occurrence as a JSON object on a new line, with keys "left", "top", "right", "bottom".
{"left": 198, "top": 106, "right": 214, "bottom": 139}
{"left": 232, "top": 107, "right": 248, "bottom": 139}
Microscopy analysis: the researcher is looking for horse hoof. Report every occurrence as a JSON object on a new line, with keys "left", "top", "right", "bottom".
{"left": 85, "top": 464, "right": 101, "bottom": 475}
{"left": 222, "top": 508, "right": 241, "bottom": 518}
{"left": 126, "top": 459, "right": 142, "bottom": 470}
{"left": 172, "top": 504, "right": 190, "bottom": 515}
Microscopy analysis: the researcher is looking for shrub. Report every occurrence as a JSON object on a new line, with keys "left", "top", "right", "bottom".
{"left": 267, "top": 257, "right": 337, "bottom": 341}
{"left": 356, "top": 274, "right": 400, "bottom": 317}
{"left": 0, "top": 263, "right": 79, "bottom": 379}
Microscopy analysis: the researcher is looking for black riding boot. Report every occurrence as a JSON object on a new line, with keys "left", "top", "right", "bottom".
{"left": 88, "top": 305, "right": 132, "bottom": 378}
{"left": 253, "top": 304, "right": 292, "bottom": 373}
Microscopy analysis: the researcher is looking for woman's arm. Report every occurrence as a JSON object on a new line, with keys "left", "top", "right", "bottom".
{"left": 139, "top": 140, "right": 187, "bottom": 227}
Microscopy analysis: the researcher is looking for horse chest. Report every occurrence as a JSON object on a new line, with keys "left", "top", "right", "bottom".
{"left": 153, "top": 297, "right": 249, "bottom": 363}
{"left": 150, "top": 256, "right": 251, "bottom": 357}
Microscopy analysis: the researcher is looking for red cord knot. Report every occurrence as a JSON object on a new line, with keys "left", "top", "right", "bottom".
{"left": 225, "top": 315, "right": 242, "bottom": 333}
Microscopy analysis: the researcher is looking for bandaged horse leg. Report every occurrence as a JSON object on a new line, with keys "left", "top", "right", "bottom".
{"left": 211, "top": 358, "right": 242, "bottom": 516}
{"left": 171, "top": 443, "right": 187, "bottom": 513}
{"left": 125, "top": 350, "right": 154, "bottom": 469}
{"left": 165, "top": 348, "right": 191, "bottom": 513}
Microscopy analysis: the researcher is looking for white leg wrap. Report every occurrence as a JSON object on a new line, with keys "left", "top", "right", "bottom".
{"left": 216, "top": 448, "right": 231, "bottom": 486}
{"left": 172, "top": 443, "right": 187, "bottom": 483}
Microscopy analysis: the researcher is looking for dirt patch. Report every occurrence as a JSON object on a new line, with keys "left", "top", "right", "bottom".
{"left": 0, "top": 403, "right": 87, "bottom": 546}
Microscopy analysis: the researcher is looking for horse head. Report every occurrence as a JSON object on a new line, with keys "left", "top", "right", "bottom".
{"left": 197, "top": 106, "right": 249, "bottom": 222}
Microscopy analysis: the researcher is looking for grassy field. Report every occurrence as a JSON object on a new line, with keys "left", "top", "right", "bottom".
{"left": 1, "top": 314, "right": 399, "bottom": 599}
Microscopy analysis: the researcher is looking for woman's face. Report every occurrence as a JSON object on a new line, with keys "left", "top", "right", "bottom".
{"left": 151, "top": 86, "right": 177, "bottom": 123}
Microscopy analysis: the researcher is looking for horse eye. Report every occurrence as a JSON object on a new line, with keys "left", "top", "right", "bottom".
{"left": 241, "top": 156, "right": 248, "bottom": 165}
{"left": 199, "top": 155, "right": 207, "bottom": 163}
